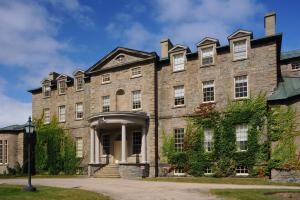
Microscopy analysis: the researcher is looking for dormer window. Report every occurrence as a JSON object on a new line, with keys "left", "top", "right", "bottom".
{"left": 201, "top": 47, "right": 214, "bottom": 66}
{"left": 75, "top": 76, "right": 84, "bottom": 91}
{"left": 102, "top": 73, "right": 111, "bottom": 84}
{"left": 43, "top": 82, "right": 51, "bottom": 97}
{"left": 173, "top": 53, "right": 185, "bottom": 72}
{"left": 233, "top": 40, "right": 247, "bottom": 60}
{"left": 58, "top": 80, "right": 66, "bottom": 95}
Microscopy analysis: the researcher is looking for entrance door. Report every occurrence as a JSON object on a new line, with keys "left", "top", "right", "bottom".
{"left": 113, "top": 141, "right": 121, "bottom": 163}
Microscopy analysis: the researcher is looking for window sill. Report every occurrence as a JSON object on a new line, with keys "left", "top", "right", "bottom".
{"left": 172, "top": 69, "right": 186, "bottom": 73}
{"left": 204, "top": 173, "right": 214, "bottom": 176}
{"left": 236, "top": 150, "right": 248, "bottom": 152}
{"left": 75, "top": 118, "right": 83, "bottom": 121}
{"left": 202, "top": 101, "right": 215, "bottom": 104}
{"left": 101, "top": 81, "right": 111, "bottom": 85}
{"left": 200, "top": 64, "right": 215, "bottom": 68}
{"left": 291, "top": 69, "right": 300, "bottom": 71}
{"left": 233, "top": 97, "right": 249, "bottom": 101}
{"left": 43, "top": 122, "right": 50, "bottom": 125}
{"left": 59, "top": 121, "right": 66, "bottom": 123}
{"left": 172, "top": 105, "right": 186, "bottom": 109}
{"left": 236, "top": 173, "right": 249, "bottom": 176}
{"left": 131, "top": 75, "right": 142, "bottom": 79}
{"left": 75, "top": 89, "right": 84, "bottom": 92}
{"left": 132, "top": 108, "right": 142, "bottom": 111}
{"left": 0, "top": 164, "right": 8, "bottom": 166}
{"left": 58, "top": 93, "right": 66, "bottom": 96}
{"left": 43, "top": 96, "right": 51, "bottom": 99}
{"left": 232, "top": 58, "right": 248, "bottom": 62}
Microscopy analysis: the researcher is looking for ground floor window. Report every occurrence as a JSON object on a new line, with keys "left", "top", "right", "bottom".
{"left": 132, "top": 132, "right": 142, "bottom": 154}
{"left": 75, "top": 137, "right": 83, "bottom": 158}
{"left": 174, "top": 168, "right": 185, "bottom": 176}
{"left": 0, "top": 140, "right": 8, "bottom": 164}
{"left": 204, "top": 166, "right": 213, "bottom": 175}
{"left": 102, "top": 135, "right": 110, "bottom": 155}
{"left": 236, "top": 166, "right": 249, "bottom": 175}
{"left": 174, "top": 128, "right": 184, "bottom": 152}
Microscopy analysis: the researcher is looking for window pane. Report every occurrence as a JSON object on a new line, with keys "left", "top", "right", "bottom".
{"left": 76, "top": 138, "right": 83, "bottom": 158}
{"left": 102, "top": 135, "right": 110, "bottom": 155}
{"left": 132, "top": 90, "right": 141, "bottom": 109}
{"left": 58, "top": 106, "right": 66, "bottom": 122}
{"left": 102, "top": 74, "right": 111, "bottom": 83}
{"left": 234, "top": 40, "right": 247, "bottom": 60}
{"left": 132, "top": 67, "right": 142, "bottom": 77}
{"left": 76, "top": 76, "right": 84, "bottom": 90}
{"left": 132, "top": 132, "right": 142, "bottom": 154}
{"left": 173, "top": 54, "right": 185, "bottom": 71}
{"left": 204, "top": 129, "right": 213, "bottom": 152}
{"left": 58, "top": 81, "right": 66, "bottom": 94}
{"left": 202, "top": 47, "right": 214, "bottom": 65}
{"left": 174, "top": 128, "right": 184, "bottom": 152}
{"left": 44, "top": 108, "right": 50, "bottom": 124}
{"left": 236, "top": 124, "right": 248, "bottom": 151}
{"left": 76, "top": 103, "right": 83, "bottom": 119}
{"left": 203, "top": 80, "right": 214, "bottom": 102}
{"left": 235, "top": 75, "right": 248, "bottom": 98}
{"left": 174, "top": 86, "right": 184, "bottom": 106}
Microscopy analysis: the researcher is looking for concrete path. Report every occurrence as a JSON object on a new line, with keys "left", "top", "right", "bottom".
{"left": 1, "top": 178, "right": 300, "bottom": 200}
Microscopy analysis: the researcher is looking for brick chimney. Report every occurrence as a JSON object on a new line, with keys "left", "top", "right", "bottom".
{"left": 160, "top": 38, "right": 173, "bottom": 59}
{"left": 264, "top": 12, "right": 276, "bottom": 36}
{"left": 48, "top": 72, "right": 59, "bottom": 80}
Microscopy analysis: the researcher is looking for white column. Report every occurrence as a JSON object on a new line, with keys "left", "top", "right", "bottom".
{"left": 95, "top": 128, "right": 100, "bottom": 164}
{"left": 90, "top": 127, "right": 95, "bottom": 164}
{"left": 121, "top": 124, "right": 127, "bottom": 163}
{"left": 141, "top": 126, "right": 147, "bottom": 163}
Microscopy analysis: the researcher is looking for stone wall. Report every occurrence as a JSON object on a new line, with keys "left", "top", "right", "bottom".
{"left": 272, "top": 169, "right": 300, "bottom": 183}
{"left": 119, "top": 163, "right": 149, "bottom": 179}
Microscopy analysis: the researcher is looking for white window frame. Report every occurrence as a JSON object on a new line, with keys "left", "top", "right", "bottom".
{"left": 202, "top": 80, "right": 215, "bottom": 103}
{"left": 44, "top": 108, "right": 50, "bottom": 124}
{"left": 43, "top": 83, "right": 51, "bottom": 97}
{"left": 75, "top": 137, "right": 83, "bottom": 158}
{"left": 204, "top": 129, "right": 213, "bottom": 152}
{"left": 174, "top": 168, "right": 186, "bottom": 176}
{"left": 75, "top": 102, "right": 84, "bottom": 120}
{"left": 204, "top": 166, "right": 214, "bottom": 176}
{"left": 236, "top": 166, "right": 249, "bottom": 176}
{"left": 131, "top": 67, "right": 142, "bottom": 78}
{"left": 0, "top": 140, "right": 8, "bottom": 165}
{"left": 132, "top": 90, "right": 142, "bottom": 110}
{"left": 173, "top": 53, "right": 185, "bottom": 72}
{"left": 174, "top": 128, "right": 184, "bottom": 152}
{"left": 102, "top": 73, "right": 111, "bottom": 84}
{"left": 201, "top": 46, "right": 214, "bottom": 66}
{"left": 234, "top": 75, "right": 248, "bottom": 99}
{"left": 236, "top": 124, "right": 248, "bottom": 152}
{"left": 58, "top": 80, "right": 66, "bottom": 95}
{"left": 102, "top": 96, "right": 110, "bottom": 112}
{"left": 75, "top": 76, "right": 84, "bottom": 91}
{"left": 233, "top": 39, "right": 247, "bottom": 60}
{"left": 174, "top": 85, "right": 185, "bottom": 106}
{"left": 58, "top": 105, "right": 66, "bottom": 123}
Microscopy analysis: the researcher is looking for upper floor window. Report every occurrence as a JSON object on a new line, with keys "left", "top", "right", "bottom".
{"left": 234, "top": 75, "right": 248, "bottom": 99}
{"left": 236, "top": 124, "right": 248, "bottom": 151}
{"left": 75, "top": 102, "right": 83, "bottom": 120}
{"left": 132, "top": 132, "right": 142, "bottom": 154}
{"left": 44, "top": 108, "right": 50, "bottom": 124}
{"left": 174, "top": 128, "right": 184, "bottom": 152}
{"left": 201, "top": 47, "right": 214, "bottom": 66}
{"left": 102, "top": 135, "right": 110, "bottom": 155}
{"left": 132, "top": 67, "right": 142, "bottom": 77}
{"left": 0, "top": 140, "right": 8, "bottom": 164}
{"left": 58, "top": 105, "right": 66, "bottom": 122}
{"left": 102, "top": 74, "right": 111, "bottom": 84}
{"left": 43, "top": 83, "right": 51, "bottom": 97}
{"left": 174, "top": 85, "right": 184, "bottom": 106}
{"left": 102, "top": 96, "right": 110, "bottom": 112}
{"left": 75, "top": 137, "right": 83, "bottom": 158}
{"left": 58, "top": 80, "right": 66, "bottom": 95}
{"left": 173, "top": 53, "right": 185, "bottom": 71}
{"left": 132, "top": 90, "right": 141, "bottom": 110}
{"left": 202, "top": 80, "right": 214, "bottom": 102}
{"left": 233, "top": 40, "right": 247, "bottom": 60}
{"left": 75, "top": 76, "right": 84, "bottom": 91}
{"left": 204, "top": 129, "right": 213, "bottom": 152}
{"left": 292, "top": 63, "right": 300, "bottom": 70}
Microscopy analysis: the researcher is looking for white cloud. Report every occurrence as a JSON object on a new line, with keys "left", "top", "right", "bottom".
{"left": 0, "top": 78, "right": 31, "bottom": 127}
{"left": 0, "top": 0, "right": 87, "bottom": 88}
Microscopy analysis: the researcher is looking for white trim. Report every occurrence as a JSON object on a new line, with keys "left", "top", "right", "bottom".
{"left": 173, "top": 53, "right": 185, "bottom": 72}
{"left": 197, "top": 37, "right": 219, "bottom": 46}
{"left": 234, "top": 75, "right": 249, "bottom": 100}
{"left": 131, "top": 66, "right": 142, "bottom": 78}
{"left": 233, "top": 39, "right": 248, "bottom": 61}
{"left": 169, "top": 44, "right": 188, "bottom": 52}
{"left": 75, "top": 75, "right": 84, "bottom": 91}
{"left": 201, "top": 46, "right": 214, "bottom": 66}
{"left": 228, "top": 30, "right": 252, "bottom": 39}
{"left": 131, "top": 90, "right": 142, "bottom": 110}
{"left": 174, "top": 85, "right": 185, "bottom": 106}
{"left": 58, "top": 80, "right": 66, "bottom": 95}
{"left": 58, "top": 105, "right": 66, "bottom": 123}
{"left": 75, "top": 102, "right": 84, "bottom": 120}
{"left": 202, "top": 80, "right": 215, "bottom": 103}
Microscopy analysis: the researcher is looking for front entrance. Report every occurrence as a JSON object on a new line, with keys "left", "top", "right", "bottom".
{"left": 113, "top": 141, "right": 121, "bottom": 163}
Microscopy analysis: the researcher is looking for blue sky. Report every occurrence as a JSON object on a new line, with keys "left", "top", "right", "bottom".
{"left": 0, "top": 0, "right": 299, "bottom": 126}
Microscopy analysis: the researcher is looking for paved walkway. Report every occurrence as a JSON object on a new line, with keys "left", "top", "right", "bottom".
{"left": 1, "top": 178, "right": 300, "bottom": 200}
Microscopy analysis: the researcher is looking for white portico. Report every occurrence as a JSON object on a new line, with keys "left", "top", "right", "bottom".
{"left": 88, "top": 112, "right": 148, "bottom": 166}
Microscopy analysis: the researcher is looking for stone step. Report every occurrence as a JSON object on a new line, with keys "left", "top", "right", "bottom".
{"left": 94, "top": 164, "right": 121, "bottom": 178}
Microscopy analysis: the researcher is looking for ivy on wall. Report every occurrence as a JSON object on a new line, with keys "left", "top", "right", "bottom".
{"left": 161, "top": 94, "right": 300, "bottom": 177}
{"left": 34, "top": 116, "right": 80, "bottom": 175}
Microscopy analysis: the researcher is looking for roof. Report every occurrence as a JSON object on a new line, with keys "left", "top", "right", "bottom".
{"left": 281, "top": 49, "right": 300, "bottom": 60}
{"left": 268, "top": 76, "right": 300, "bottom": 101}
{"left": 0, "top": 124, "right": 25, "bottom": 132}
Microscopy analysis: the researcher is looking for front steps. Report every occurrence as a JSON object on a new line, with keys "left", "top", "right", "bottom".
{"left": 94, "top": 164, "right": 121, "bottom": 178}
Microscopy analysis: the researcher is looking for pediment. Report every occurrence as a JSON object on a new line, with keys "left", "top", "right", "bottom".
{"left": 197, "top": 37, "right": 220, "bottom": 47}
{"left": 73, "top": 69, "right": 85, "bottom": 77}
{"left": 87, "top": 47, "right": 155, "bottom": 73}
{"left": 169, "top": 45, "right": 191, "bottom": 53}
{"left": 228, "top": 29, "right": 253, "bottom": 40}
{"left": 56, "top": 74, "right": 68, "bottom": 80}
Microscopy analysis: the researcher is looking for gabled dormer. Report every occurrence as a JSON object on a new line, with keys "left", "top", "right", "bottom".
{"left": 41, "top": 78, "right": 51, "bottom": 98}
{"left": 197, "top": 37, "right": 220, "bottom": 67}
{"left": 56, "top": 74, "right": 68, "bottom": 95}
{"left": 228, "top": 29, "right": 253, "bottom": 61}
{"left": 73, "top": 70, "right": 85, "bottom": 92}
{"left": 169, "top": 44, "right": 191, "bottom": 72}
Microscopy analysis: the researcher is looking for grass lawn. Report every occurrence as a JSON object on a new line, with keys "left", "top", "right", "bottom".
{"left": 211, "top": 189, "right": 300, "bottom": 200}
{"left": 0, "top": 175, "right": 86, "bottom": 179}
{"left": 0, "top": 184, "right": 111, "bottom": 200}
{"left": 145, "top": 177, "right": 300, "bottom": 186}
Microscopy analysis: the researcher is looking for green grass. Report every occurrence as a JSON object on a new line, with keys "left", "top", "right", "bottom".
{"left": 0, "top": 175, "right": 86, "bottom": 179}
{"left": 211, "top": 189, "right": 300, "bottom": 200}
{"left": 145, "top": 177, "right": 300, "bottom": 186}
{"left": 0, "top": 184, "right": 111, "bottom": 200}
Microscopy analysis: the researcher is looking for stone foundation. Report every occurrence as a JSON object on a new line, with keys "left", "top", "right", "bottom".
{"left": 271, "top": 169, "right": 300, "bottom": 183}
{"left": 119, "top": 163, "right": 149, "bottom": 179}
{"left": 88, "top": 163, "right": 102, "bottom": 177}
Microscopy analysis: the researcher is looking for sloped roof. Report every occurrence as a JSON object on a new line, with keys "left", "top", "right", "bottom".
{"left": 0, "top": 124, "right": 25, "bottom": 132}
{"left": 281, "top": 49, "right": 300, "bottom": 60}
{"left": 268, "top": 76, "right": 300, "bottom": 101}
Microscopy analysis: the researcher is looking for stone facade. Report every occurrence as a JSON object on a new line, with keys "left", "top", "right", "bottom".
{"left": 25, "top": 12, "right": 300, "bottom": 178}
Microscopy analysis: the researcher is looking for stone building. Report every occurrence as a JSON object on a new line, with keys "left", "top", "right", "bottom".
{"left": 20, "top": 12, "right": 300, "bottom": 178}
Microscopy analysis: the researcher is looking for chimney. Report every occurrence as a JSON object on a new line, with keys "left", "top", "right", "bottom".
{"left": 48, "top": 72, "right": 59, "bottom": 80}
{"left": 264, "top": 12, "right": 276, "bottom": 36}
{"left": 160, "top": 38, "right": 173, "bottom": 58}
